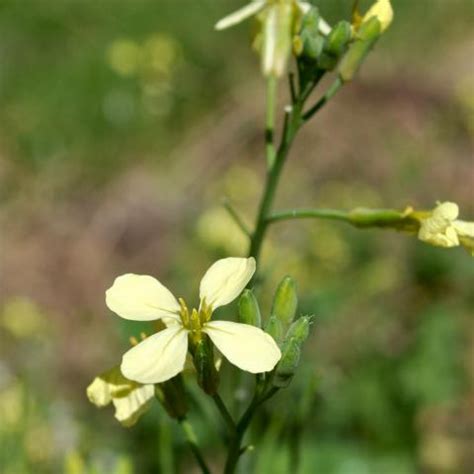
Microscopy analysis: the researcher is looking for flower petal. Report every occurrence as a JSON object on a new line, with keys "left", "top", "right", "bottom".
{"left": 418, "top": 202, "right": 461, "bottom": 248}
{"left": 106, "top": 274, "right": 180, "bottom": 321}
{"left": 453, "top": 220, "right": 474, "bottom": 238}
{"left": 121, "top": 326, "right": 188, "bottom": 384}
{"left": 362, "top": 0, "right": 393, "bottom": 32}
{"left": 87, "top": 375, "right": 114, "bottom": 407}
{"left": 215, "top": 1, "right": 266, "bottom": 30}
{"left": 261, "top": 3, "right": 293, "bottom": 77}
{"left": 432, "top": 202, "right": 459, "bottom": 221}
{"left": 203, "top": 321, "right": 281, "bottom": 373}
{"left": 112, "top": 383, "right": 155, "bottom": 427}
{"left": 86, "top": 366, "right": 155, "bottom": 427}
{"left": 199, "top": 257, "right": 256, "bottom": 309}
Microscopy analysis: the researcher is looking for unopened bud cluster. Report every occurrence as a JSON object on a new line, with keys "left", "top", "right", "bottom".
{"left": 295, "top": 0, "right": 393, "bottom": 85}
{"left": 238, "top": 276, "right": 315, "bottom": 390}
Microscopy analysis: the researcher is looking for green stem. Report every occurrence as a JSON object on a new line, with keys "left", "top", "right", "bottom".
{"left": 265, "top": 76, "right": 277, "bottom": 168}
{"left": 212, "top": 393, "right": 237, "bottom": 432}
{"left": 248, "top": 104, "right": 302, "bottom": 266}
{"left": 267, "top": 208, "right": 350, "bottom": 224}
{"left": 267, "top": 207, "right": 420, "bottom": 231}
{"left": 223, "top": 388, "right": 279, "bottom": 474}
{"left": 178, "top": 418, "right": 212, "bottom": 474}
{"left": 248, "top": 76, "right": 337, "bottom": 269}
{"left": 302, "top": 77, "right": 343, "bottom": 122}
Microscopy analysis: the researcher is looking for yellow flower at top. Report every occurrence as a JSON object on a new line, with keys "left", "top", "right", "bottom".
{"left": 106, "top": 257, "right": 281, "bottom": 384}
{"left": 215, "top": 0, "right": 330, "bottom": 77}
{"left": 418, "top": 202, "right": 474, "bottom": 255}
{"left": 362, "top": 0, "right": 393, "bottom": 32}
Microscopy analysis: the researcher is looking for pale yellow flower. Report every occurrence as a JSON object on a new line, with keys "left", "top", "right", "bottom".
{"left": 215, "top": 0, "right": 330, "bottom": 77}
{"left": 362, "top": 0, "right": 393, "bottom": 32}
{"left": 418, "top": 202, "right": 474, "bottom": 255}
{"left": 106, "top": 257, "right": 281, "bottom": 384}
{"left": 87, "top": 366, "right": 154, "bottom": 427}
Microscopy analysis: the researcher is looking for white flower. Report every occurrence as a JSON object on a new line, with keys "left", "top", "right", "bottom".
{"left": 215, "top": 1, "right": 330, "bottom": 77}
{"left": 106, "top": 257, "right": 281, "bottom": 384}
{"left": 418, "top": 202, "right": 474, "bottom": 255}
{"left": 87, "top": 366, "right": 154, "bottom": 427}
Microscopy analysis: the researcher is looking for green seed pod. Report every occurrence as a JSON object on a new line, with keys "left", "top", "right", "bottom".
{"left": 325, "top": 21, "right": 352, "bottom": 57}
{"left": 273, "top": 339, "right": 301, "bottom": 388}
{"left": 271, "top": 276, "right": 298, "bottom": 327}
{"left": 238, "top": 289, "right": 262, "bottom": 327}
{"left": 285, "top": 315, "right": 312, "bottom": 344}
{"left": 193, "top": 335, "right": 219, "bottom": 395}
{"left": 265, "top": 315, "right": 284, "bottom": 343}
{"left": 338, "top": 17, "right": 382, "bottom": 82}
{"left": 155, "top": 374, "right": 188, "bottom": 419}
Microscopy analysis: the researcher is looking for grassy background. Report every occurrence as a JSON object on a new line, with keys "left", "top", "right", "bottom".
{"left": 1, "top": 0, "right": 473, "bottom": 473}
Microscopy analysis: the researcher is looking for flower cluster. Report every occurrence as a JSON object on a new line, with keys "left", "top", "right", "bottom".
{"left": 215, "top": 0, "right": 329, "bottom": 77}
{"left": 88, "top": 258, "right": 283, "bottom": 425}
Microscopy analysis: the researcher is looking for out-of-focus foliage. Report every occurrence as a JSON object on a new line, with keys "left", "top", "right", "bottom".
{"left": 0, "top": 0, "right": 473, "bottom": 473}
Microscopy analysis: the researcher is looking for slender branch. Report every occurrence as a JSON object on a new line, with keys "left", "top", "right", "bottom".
{"left": 288, "top": 72, "right": 297, "bottom": 104}
{"left": 248, "top": 104, "right": 301, "bottom": 267}
{"left": 222, "top": 198, "right": 251, "bottom": 237}
{"left": 212, "top": 393, "right": 237, "bottom": 432}
{"left": 178, "top": 418, "right": 212, "bottom": 474}
{"left": 223, "top": 388, "right": 279, "bottom": 474}
{"left": 267, "top": 208, "right": 350, "bottom": 224}
{"left": 302, "top": 77, "right": 343, "bottom": 122}
{"left": 265, "top": 76, "right": 277, "bottom": 169}
{"left": 267, "top": 207, "right": 420, "bottom": 231}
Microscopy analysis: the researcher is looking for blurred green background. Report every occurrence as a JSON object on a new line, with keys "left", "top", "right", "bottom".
{"left": 1, "top": 0, "right": 473, "bottom": 473}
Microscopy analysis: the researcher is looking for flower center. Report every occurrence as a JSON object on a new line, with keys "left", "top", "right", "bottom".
{"left": 178, "top": 298, "right": 212, "bottom": 340}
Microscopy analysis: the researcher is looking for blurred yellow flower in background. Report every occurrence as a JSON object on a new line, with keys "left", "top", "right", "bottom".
{"left": 1, "top": 297, "right": 47, "bottom": 339}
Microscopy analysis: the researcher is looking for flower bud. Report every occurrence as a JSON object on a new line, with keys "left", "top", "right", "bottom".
{"left": 271, "top": 276, "right": 298, "bottom": 327}
{"left": 338, "top": 17, "right": 381, "bottom": 82}
{"left": 238, "top": 289, "right": 262, "bottom": 327}
{"left": 362, "top": 0, "right": 393, "bottom": 33}
{"left": 285, "top": 315, "right": 312, "bottom": 343}
{"left": 265, "top": 315, "right": 284, "bottom": 343}
{"left": 295, "top": 8, "right": 324, "bottom": 60}
{"left": 193, "top": 335, "right": 219, "bottom": 395}
{"left": 155, "top": 374, "right": 188, "bottom": 420}
{"left": 300, "top": 31, "right": 325, "bottom": 60}
{"left": 273, "top": 338, "right": 301, "bottom": 388}
{"left": 301, "top": 7, "right": 320, "bottom": 34}
{"left": 325, "top": 21, "right": 352, "bottom": 57}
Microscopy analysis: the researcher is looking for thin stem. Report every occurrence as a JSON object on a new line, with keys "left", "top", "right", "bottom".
{"left": 267, "top": 207, "right": 420, "bottom": 231}
{"left": 302, "top": 77, "right": 343, "bottom": 122}
{"left": 222, "top": 198, "right": 251, "bottom": 237}
{"left": 212, "top": 393, "right": 237, "bottom": 432}
{"left": 288, "top": 72, "right": 297, "bottom": 104}
{"left": 267, "top": 208, "right": 350, "bottom": 224}
{"left": 248, "top": 103, "right": 302, "bottom": 267}
{"left": 265, "top": 76, "right": 277, "bottom": 168}
{"left": 178, "top": 418, "right": 212, "bottom": 474}
{"left": 223, "top": 388, "right": 279, "bottom": 474}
